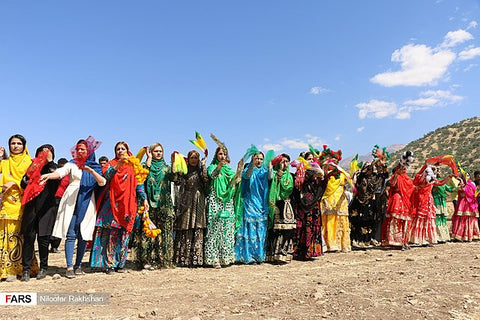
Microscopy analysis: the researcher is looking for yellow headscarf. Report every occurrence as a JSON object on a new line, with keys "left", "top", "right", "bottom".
{"left": 0, "top": 147, "right": 31, "bottom": 220}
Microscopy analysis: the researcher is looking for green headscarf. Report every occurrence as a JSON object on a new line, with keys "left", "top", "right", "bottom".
{"left": 207, "top": 158, "right": 236, "bottom": 203}
{"left": 268, "top": 168, "right": 293, "bottom": 228}
{"left": 146, "top": 158, "right": 169, "bottom": 209}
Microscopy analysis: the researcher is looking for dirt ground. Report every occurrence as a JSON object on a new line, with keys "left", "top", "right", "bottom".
{"left": 1, "top": 240, "right": 480, "bottom": 320}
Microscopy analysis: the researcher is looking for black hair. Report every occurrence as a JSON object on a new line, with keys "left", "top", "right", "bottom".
{"left": 8, "top": 134, "right": 27, "bottom": 153}
{"left": 57, "top": 158, "right": 68, "bottom": 166}
{"left": 35, "top": 144, "right": 55, "bottom": 160}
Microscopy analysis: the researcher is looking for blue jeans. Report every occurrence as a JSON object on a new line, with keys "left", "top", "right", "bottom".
{"left": 65, "top": 214, "right": 87, "bottom": 269}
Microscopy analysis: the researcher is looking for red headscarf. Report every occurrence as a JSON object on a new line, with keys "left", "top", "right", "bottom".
{"left": 105, "top": 156, "right": 138, "bottom": 232}
{"left": 21, "top": 148, "right": 50, "bottom": 205}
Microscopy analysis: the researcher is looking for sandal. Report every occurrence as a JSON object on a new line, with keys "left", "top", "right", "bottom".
{"left": 74, "top": 267, "right": 85, "bottom": 276}
{"left": 65, "top": 269, "right": 75, "bottom": 279}
{"left": 144, "top": 264, "right": 154, "bottom": 271}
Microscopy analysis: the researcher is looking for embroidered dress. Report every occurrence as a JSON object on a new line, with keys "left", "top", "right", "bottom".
{"left": 349, "top": 170, "right": 387, "bottom": 247}
{"left": 409, "top": 169, "right": 438, "bottom": 245}
{"left": 320, "top": 174, "right": 351, "bottom": 252}
{"left": 0, "top": 148, "right": 32, "bottom": 279}
{"left": 173, "top": 163, "right": 208, "bottom": 267}
{"left": 90, "top": 162, "right": 146, "bottom": 269}
{"left": 266, "top": 170, "right": 294, "bottom": 263}
{"left": 451, "top": 180, "right": 479, "bottom": 241}
{"left": 293, "top": 171, "right": 327, "bottom": 260}
{"left": 432, "top": 184, "right": 454, "bottom": 242}
{"left": 234, "top": 164, "right": 269, "bottom": 263}
{"left": 205, "top": 160, "right": 237, "bottom": 266}
{"left": 132, "top": 158, "right": 174, "bottom": 268}
{"left": 381, "top": 171, "right": 414, "bottom": 247}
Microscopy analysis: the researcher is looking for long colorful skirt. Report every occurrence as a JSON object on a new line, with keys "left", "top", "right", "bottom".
{"left": 381, "top": 216, "right": 410, "bottom": 247}
{"left": 0, "top": 219, "right": 23, "bottom": 279}
{"left": 266, "top": 229, "right": 295, "bottom": 263}
{"left": 321, "top": 214, "right": 351, "bottom": 252}
{"left": 409, "top": 216, "right": 438, "bottom": 245}
{"left": 294, "top": 208, "right": 323, "bottom": 260}
{"left": 451, "top": 215, "right": 480, "bottom": 241}
{"left": 90, "top": 226, "right": 130, "bottom": 269}
{"left": 204, "top": 199, "right": 235, "bottom": 267}
{"left": 435, "top": 205, "right": 450, "bottom": 242}
{"left": 234, "top": 218, "right": 268, "bottom": 263}
{"left": 173, "top": 228, "right": 205, "bottom": 267}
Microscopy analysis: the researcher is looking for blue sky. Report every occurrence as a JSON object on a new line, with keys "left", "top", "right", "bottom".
{"left": 1, "top": 1, "right": 479, "bottom": 163}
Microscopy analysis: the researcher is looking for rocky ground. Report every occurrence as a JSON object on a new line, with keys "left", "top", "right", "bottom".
{"left": 1, "top": 241, "right": 480, "bottom": 320}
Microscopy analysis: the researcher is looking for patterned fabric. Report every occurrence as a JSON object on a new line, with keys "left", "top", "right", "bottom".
{"left": 205, "top": 183, "right": 235, "bottom": 266}
{"left": 133, "top": 207, "right": 175, "bottom": 268}
{"left": 173, "top": 164, "right": 208, "bottom": 267}
{"left": 451, "top": 181, "right": 480, "bottom": 241}
{"left": 349, "top": 170, "right": 387, "bottom": 246}
{"left": 173, "top": 229, "right": 204, "bottom": 267}
{"left": 90, "top": 166, "right": 144, "bottom": 269}
{"left": 432, "top": 184, "right": 454, "bottom": 242}
{"left": 293, "top": 172, "right": 327, "bottom": 260}
{"left": 133, "top": 160, "right": 175, "bottom": 268}
{"left": 90, "top": 226, "right": 130, "bottom": 269}
{"left": 409, "top": 172, "right": 437, "bottom": 245}
{"left": 381, "top": 172, "right": 414, "bottom": 247}
{"left": 266, "top": 197, "right": 295, "bottom": 263}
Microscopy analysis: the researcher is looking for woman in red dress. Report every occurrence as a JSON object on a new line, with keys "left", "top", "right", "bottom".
{"left": 381, "top": 151, "right": 415, "bottom": 250}
{"left": 409, "top": 163, "right": 453, "bottom": 246}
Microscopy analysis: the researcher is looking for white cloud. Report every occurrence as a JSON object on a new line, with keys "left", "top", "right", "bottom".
{"left": 355, "top": 99, "right": 397, "bottom": 119}
{"left": 334, "top": 135, "right": 341, "bottom": 141}
{"left": 467, "top": 21, "right": 478, "bottom": 29}
{"left": 356, "top": 126, "right": 365, "bottom": 132}
{"left": 280, "top": 138, "right": 309, "bottom": 150}
{"left": 310, "top": 86, "right": 329, "bottom": 95}
{"left": 403, "top": 90, "right": 463, "bottom": 108}
{"left": 370, "top": 44, "right": 456, "bottom": 87}
{"left": 464, "top": 63, "right": 478, "bottom": 72}
{"left": 261, "top": 134, "right": 326, "bottom": 152}
{"left": 395, "top": 109, "right": 412, "bottom": 119}
{"left": 399, "top": 90, "right": 463, "bottom": 118}
{"left": 458, "top": 47, "right": 480, "bottom": 60}
{"left": 305, "top": 134, "right": 324, "bottom": 147}
{"left": 441, "top": 29, "right": 474, "bottom": 48}
{"left": 356, "top": 91, "right": 463, "bottom": 120}
{"left": 262, "top": 143, "right": 284, "bottom": 152}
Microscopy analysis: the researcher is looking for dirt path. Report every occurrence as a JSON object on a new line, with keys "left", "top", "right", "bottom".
{"left": 2, "top": 241, "right": 480, "bottom": 320}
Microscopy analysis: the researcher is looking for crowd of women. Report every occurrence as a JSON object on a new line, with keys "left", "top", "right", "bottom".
{"left": 0, "top": 133, "right": 479, "bottom": 282}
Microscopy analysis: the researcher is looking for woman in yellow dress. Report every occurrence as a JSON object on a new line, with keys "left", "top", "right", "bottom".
{"left": 0, "top": 134, "right": 33, "bottom": 281}
{"left": 319, "top": 146, "right": 351, "bottom": 253}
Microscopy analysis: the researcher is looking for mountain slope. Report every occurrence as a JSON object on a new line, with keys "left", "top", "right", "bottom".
{"left": 389, "top": 117, "right": 480, "bottom": 175}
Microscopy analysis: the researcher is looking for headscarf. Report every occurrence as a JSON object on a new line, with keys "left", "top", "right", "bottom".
{"left": 268, "top": 161, "right": 293, "bottom": 228}
{"left": 106, "top": 157, "right": 138, "bottom": 232}
{"left": 22, "top": 144, "right": 54, "bottom": 205}
{"left": 0, "top": 145, "right": 31, "bottom": 219}
{"left": 71, "top": 151, "right": 102, "bottom": 226}
{"left": 145, "top": 158, "right": 169, "bottom": 209}
{"left": 207, "top": 156, "right": 236, "bottom": 203}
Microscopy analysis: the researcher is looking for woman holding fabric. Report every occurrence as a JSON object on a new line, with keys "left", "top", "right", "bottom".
{"left": 205, "top": 145, "right": 243, "bottom": 268}
{"left": 451, "top": 173, "right": 480, "bottom": 241}
{"left": 173, "top": 150, "right": 208, "bottom": 267}
{"left": 20, "top": 144, "right": 59, "bottom": 281}
{"left": 90, "top": 141, "right": 148, "bottom": 273}
{"left": 40, "top": 138, "right": 105, "bottom": 278}
{"left": 133, "top": 143, "right": 175, "bottom": 269}
{"left": 292, "top": 151, "right": 328, "bottom": 260}
{"left": 266, "top": 154, "right": 295, "bottom": 263}
{"left": 0, "top": 134, "right": 32, "bottom": 281}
